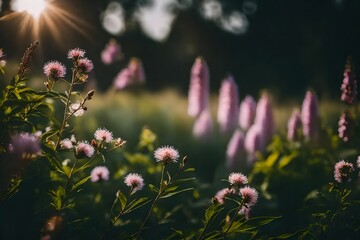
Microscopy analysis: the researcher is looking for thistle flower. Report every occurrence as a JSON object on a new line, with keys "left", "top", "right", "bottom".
{"left": 154, "top": 146, "right": 180, "bottom": 165}
{"left": 43, "top": 61, "right": 66, "bottom": 79}
{"left": 128, "top": 57, "right": 146, "bottom": 83}
{"left": 90, "top": 166, "right": 110, "bottom": 182}
{"left": 254, "top": 93, "right": 274, "bottom": 143}
{"left": 239, "top": 95, "right": 256, "bottom": 130}
{"left": 60, "top": 138, "right": 73, "bottom": 149}
{"left": 124, "top": 173, "right": 144, "bottom": 193}
{"left": 67, "top": 48, "right": 86, "bottom": 60}
{"left": 239, "top": 186, "right": 258, "bottom": 207}
{"left": 244, "top": 124, "right": 265, "bottom": 165}
{"left": 228, "top": 172, "right": 248, "bottom": 187}
{"left": 217, "top": 75, "right": 239, "bottom": 133}
{"left": 75, "top": 141, "right": 95, "bottom": 158}
{"left": 187, "top": 57, "right": 210, "bottom": 117}
{"left": 301, "top": 90, "right": 319, "bottom": 140}
{"left": 9, "top": 132, "right": 41, "bottom": 159}
{"left": 334, "top": 160, "right": 355, "bottom": 183}
{"left": 340, "top": 58, "right": 357, "bottom": 105}
{"left": 192, "top": 109, "right": 213, "bottom": 139}
{"left": 113, "top": 68, "right": 132, "bottom": 90}
{"left": 70, "top": 103, "right": 85, "bottom": 117}
{"left": 94, "top": 128, "right": 113, "bottom": 143}
{"left": 287, "top": 109, "right": 302, "bottom": 141}
{"left": 101, "top": 39, "right": 123, "bottom": 65}
{"left": 226, "top": 129, "right": 245, "bottom": 170}
{"left": 338, "top": 111, "right": 352, "bottom": 142}
{"left": 214, "top": 188, "right": 236, "bottom": 205}
{"left": 77, "top": 58, "right": 94, "bottom": 73}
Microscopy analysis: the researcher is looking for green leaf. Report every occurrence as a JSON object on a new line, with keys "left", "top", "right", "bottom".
{"left": 269, "top": 232, "right": 299, "bottom": 239}
{"left": 160, "top": 188, "right": 193, "bottom": 199}
{"left": 71, "top": 176, "right": 91, "bottom": 192}
{"left": 204, "top": 231, "right": 222, "bottom": 239}
{"left": 205, "top": 203, "right": 224, "bottom": 222}
{"left": 223, "top": 221, "right": 242, "bottom": 234}
{"left": 278, "top": 152, "right": 298, "bottom": 169}
{"left": 239, "top": 216, "right": 281, "bottom": 232}
{"left": 265, "top": 152, "right": 280, "bottom": 168}
{"left": 171, "top": 177, "right": 196, "bottom": 185}
{"left": 117, "top": 191, "right": 127, "bottom": 211}
{"left": 184, "top": 167, "right": 195, "bottom": 172}
{"left": 124, "top": 197, "right": 150, "bottom": 214}
{"left": 148, "top": 184, "right": 159, "bottom": 193}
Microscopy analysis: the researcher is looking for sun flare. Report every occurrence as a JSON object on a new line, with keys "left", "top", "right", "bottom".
{"left": 11, "top": 0, "right": 48, "bottom": 19}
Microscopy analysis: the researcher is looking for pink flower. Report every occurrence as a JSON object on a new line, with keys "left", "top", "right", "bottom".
{"left": 154, "top": 146, "right": 180, "bottom": 165}
{"left": 239, "top": 186, "right": 258, "bottom": 207}
{"left": 226, "top": 129, "right": 245, "bottom": 171}
{"left": 217, "top": 75, "right": 239, "bottom": 133}
{"left": 101, "top": 39, "right": 123, "bottom": 65}
{"left": 75, "top": 141, "right": 95, "bottom": 158}
{"left": 244, "top": 124, "right": 265, "bottom": 163}
{"left": 124, "top": 173, "right": 144, "bottom": 193}
{"left": 60, "top": 138, "right": 73, "bottom": 149}
{"left": 239, "top": 95, "right": 256, "bottom": 130}
{"left": 340, "top": 58, "right": 357, "bottom": 105}
{"left": 357, "top": 156, "right": 360, "bottom": 169}
{"left": 192, "top": 109, "right": 213, "bottom": 140}
{"left": 67, "top": 48, "right": 86, "bottom": 59}
{"left": 214, "top": 188, "right": 236, "bottom": 204}
{"left": 334, "top": 160, "right": 355, "bottom": 183}
{"left": 254, "top": 93, "right": 274, "bottom": 144}
{"left": 128, "top": 57, "right": 146, "bottom": 83}
{"left": 9, "top": 132, "right": 41, "bottom": 158}
{"left": 70, "top": 103, "right": 85, "bottom": 117}
{"left": 338, "top": 111, "right": 352, "bottom": 142}
{"left": 287, "top": 109, "right": 302, "bottom": 141}
{"left": 94, "top": 128, "right": 113, "bottom": 143}
{"left": 228, "top": 172, "right": 248, "bottom": 187}
{"left": 301, "top": 90, "right": 319, "bottom": 140}
{"left": 77, "top": 58, "right": 94, "bottom": 73}
{"left": 113, "top": 68, "right": 132, "bottom": 90}
{"left": 43, "top": 61, "right": 66, "bottom": 79}
{"left": 91, "top": 166, "right": 110, "bottom": 182}
{"left": 188, "top": 57, "right": 210, "bottom": 117}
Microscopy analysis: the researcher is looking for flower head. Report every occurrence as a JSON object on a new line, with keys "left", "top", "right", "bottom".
{"left": 60, "top": 138, "right": 73, "bottom": 149}
{"left": 334, "top": 160, "right": 355, "bottom": 183}
{"left": 154, "top": 146, "right": 180, "bottom": 165}
{"left": 287, "top": 109, "right": 302, "bottom": 141}
{"left": 124, "top": 173, "right": 144, "bottom": 193}
{"left": 244, "top": 124, "right": 265, "bottom": 165}
{"left": 9, "top": 132, "right": 41, "bottom": 159}
{"left": 214, "top": 188, "right": 236, "bottom": 205}
{"left": 43, "top": 61, "right": 66, "bottom": 79}
{"left": 192, "top": 109, "right": 213, "bottom": 140}
{"left": 94, "top": 128, "right": 113, "bottom": 143}
{"left": 91, "top": 166, "right": 110, "bottom": 182}
{"left": 75, "top": 141, "right": 95, "bottom": 158}
{"left": 226, "top": 129, "right": 245, "bottom": 171}
{"left": 70, "top": 103, "right": 85, "bottom": 117}
{"left": 77, "top": 58, "right": 94, "bottom": 73}
{"left": 101, "top": 39, "right": 123, "bottom": 65}
{"left": 254, "top": 93, "right": 274, "bottom": 143}
{"left": 67, "top": 48, "right": 86, "bottom": 59}
{"left": 239, "top": 95, "right": 257, "bottom": 130}
{"left": 338, "top": 111, "right": 353, "bottom": 142}
{"left": 301, "top": 90, "right": 319, "bottom": 140}
{"left": 239, "top": 186, "right": 258, "bottom": 207}
{"left": 340, "top": 57, "right": 357, "bottom": 105}
{"left": 228, "top": 172, "right": 248, "bottom": 187}
{"left": 113, "top": 68, "right": 132, "bottom": 90}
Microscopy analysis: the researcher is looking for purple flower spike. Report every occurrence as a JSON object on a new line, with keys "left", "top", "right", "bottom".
{"left": 226, "top": 129, "right": 245, "bottom": 170}
{"left": 192, "top": 109, "right": 213, "bottom": 140}
{"left": 254, "top": 93, "right": 274, "bottom": 144}
{"left": 113, "top": 68, "right": 132, "bottom": 90}
{"left": 217, "top": 75, "right": 239, "bottom": 133}
{"left": 338, "top": 111, "right": 352, "bottom": 142}
{"left": 287, "top": 109, "right": 302, "bottom": 141}
{"left": 244, "top": 124, "right": 265, "bottom": 165}
{"left": 301, "top": 90, "right": 319, "bottom": 140}
{"left": 239, "top": 95, "right": 256, "bottom": 130}
{"left": 340, "top": 58, "right": 357, "bottom": 105}
{"left": 188, "top": 57, "right": 210, "bottom": 117}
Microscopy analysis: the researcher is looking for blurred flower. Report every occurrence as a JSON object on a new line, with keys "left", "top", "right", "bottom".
{"left": 113, "top": 68, "right": 132, "bottom": 90}
{"left": 9, "top": 132, "right": 41, "bottom": 159}
{"left": 77, "top": 58, "right": 94, "bottom": 73}
{"left": 114, "top": 138, "right": 127, "bottom": 148}
{"left": 239, "top": 186, "right": 258, "bottom": 207}
{"left": 239, "top": 95, "right": 256, "bottom": 130}
{"left": 0, "top": 48, "right": 6, "bottom": 68}
{"left": 340, "top": 57, "right": 357, "bottom": 105}
{"left": 154, "top": 146, "right": 179, "bottom": 165}
{"left": 214, "top": 188, "right": 236, "bottom": 204}
{"left": 226, "top": 129, "right": 245, "bottom": 170}
{"left": 192, "top": 109, "right": 213, "bottom": 140}
{"left": 70, "top": 103, "right": 84, "bottom": 117}
{"left": 124, "top": 173, "right": 144, "bottom": 193}
{"left": 75, "top": 141, "right": 95, "bottom": 158}
{"left": 287, "top": 109, "right": 302, "bottom": 141}
{"left": 217, "top": 75, "right": 239, "bottom": 133}
{"left": 334, "top": 160, "right": 355, "bottom": 183}
{"left": 244, "top": 124, "right": 265, "bottom": 165}
{"left": 94, "top": 128, "right": 113, "bottom": 143}
{"left": 67, "top": 48, "right": 86, "bottom": 60}
{"left": 101, "top": 39, "right": 123, "bottom": 65}
{"left": 188, "top": 57, "right": 210, "bottom": 117}
{"left": 128, "top": 57, "right": 146, "bottom": 83}
{"left": 338, "top": 111, "right": 352, "bottom": 142}
{"left": 43, "top": 61, "right": 66, "bottom": 79}
{"left": 301, "top": 90, "right": 319, "bottom": 140}
{"left": 60, "top": 138, "right": 73, "bottom": 149}
{"left": 91, "top": 166, "right": 110, "bottom": 182}
{"left": 228, "top": 172, "right": 248, "bottom": 187}
{"left": 357, "top": 156, "right": 360, "bottom": 169}
{"left": 254, "top": 93, "right": 274, "bottom": 144}
{"left": 238, "top": 206, "right": 251, "bottom": 220}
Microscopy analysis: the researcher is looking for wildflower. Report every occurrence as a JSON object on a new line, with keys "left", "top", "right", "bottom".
{"left": 43, "top": 61, "right": 66, "bottom": 79}
{"left": 357, "top": 156, "right": 360, "bottom": 169}
{"left": 188, "top": 57, "right": 210, "bottom": 117}
{"left": 238, "top": 206, "right": 251, "bottom": 220}
{"left": 114, "top": 138, "right": 127, "bottom": 148}
{"left": 239, "top": 95, "right": 256, "bottom": 130}
{"left": 75, "top": 141, "right": 95, "bottom": 158}
{"left": 228, "top": 172, "right": 248, "bottom": 187}
{"left": 113, "top": 68, "right": 132, "bottom": 90}
{"left": 239, "top": 186, "right": 258, "bottom": 207}
{"left": 301, "top": 90, "right": 319, "bottom": 140}
{"left": 192, "top": 109, "right": 213, "bottom": 139}
{"left": 101, "top": 39, "right": 123, "bottom": 65}
{"left": 254, "top": 93, "right": 274, "bottom": 144}
{"left": 18, "top": 41, "right": 39, "bottom": 77}
{"left": 244, "top": 124, "right": 265, "bottom": 158}
{"left": 77, "top": 58, "right": 94, "bottom": 73}
{"left": 9, "top": 132, "right": 41, "bottom": 159}
{"left": 217, "top": 75, "right": 239, "bottom": 133}
{"left": 226, "top": 129, "right": 245, "bottom": 170}
{"left": 124, "top": 173, "right": 144, "bottom": 193}
{"left": 0, "top": 49, "right": 6, "bottom": 68}
{"left": 214, "top": 188, "right": 236, "bottom": 204}
{"left": 154, "top": 146, "right": 180, "bottom": 165}
{"left": 340, "top": 57, "right": 357, "bottom": 105}
{"left": 90, "top": 166, "right": 110, "bottom": 182}
{"left": 67, "top": 48, "right": 86, "bottom": 59}
{"left": 60, "top": 138, "right": 73, "bottom": 149}
{"left": 287, "top": 109, "right": 302, "bottom": 141}
{"left": 338, "top": 111, "right": 352, "bottom": 142}
{"left": 128, "top": 57, "right": 146, "bottom": 83}
{"left": 94, "top": 128, "right": 113, "bottom": 143}
{"left": 334, "top": 160, "right": 355, "bottom": 183}
{"left": 70, "top": 103, "right": 84, "bottom": 117}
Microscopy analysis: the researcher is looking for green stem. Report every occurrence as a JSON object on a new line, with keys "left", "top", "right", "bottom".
{"left": 197, "top": 220, "right": 211, "bottom": 240}
{"left": 222, "top": 200, "right": 245, "bottom": 239}
{"left": 60, "top": 157, "right": 79, "bottom": 210}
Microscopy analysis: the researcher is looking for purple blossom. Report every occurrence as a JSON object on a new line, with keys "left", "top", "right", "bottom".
{"left": 226, "top": 129, "right": 245, "bottom": 170}
{"left": 101, "top": 39, "right": 123, "bottom": 65}
{"left": 60, "top": 138, "right": 73, "bottom": 149}
{"left": 239, "top": 95, "right": 256, "bottom": 130}
{"left": 77, "top": 58, "right": 94, "bottom": 73}
{"left": 287, "top": 109, "right": 302, "bottom": 141}
{"left": 254, "top": 94, "right": 274, "bottom": 144}
{"left": 188, "top": 57, "right": 210, "bottom": 117}
{"left": 239, "top": 186, "right": 258, "bottom": 207}
{"left": 113, "top": 68, "right": 132, "bottom": 90}
{"left": 217, "top": 75, "right": 239, "bottom": 133}
{"left": 124, "top": 173, "right": 144, "bottom": 193}
{"left": 340, "top": 58, "right": 357, "bottom": 105}
{"left": 43, "top": 61, "right": 66, "bottom": 79}
{"left": 338, "top": 111, "right": 352, "bottom": 142}
{"left": 94, "top": 128, "right": 113, "bottom": 143}
{"left": 244, "top": 124, "right": 265, "bottom": 165}
{"left": 75, "top": 141, "right": 95, "bottom": 158}
{"left": 67, "top": 48, "right": 86, "bottom": 59}
{"left": 301, "top": 90, "right": 319, "bottom": 140}
{"left": 128, "top": 58, "right": 146, "bottom": 84}
{"left": 334, "top": 160, "right": 355, "bottom": 183}
{"left": 9, "top": 132, "right": 41, "bottom": 159}
{"left": 154, "top": 146, "right": 180, "bottom": 165}
{"left": 228, "top": 172, "right": 248, "bottom": 187}
{"left": 192, "top": 109, "right": 213, "bottom": 140}
{"left": 90, "top": 166, "right": 110, "bottom": 182}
